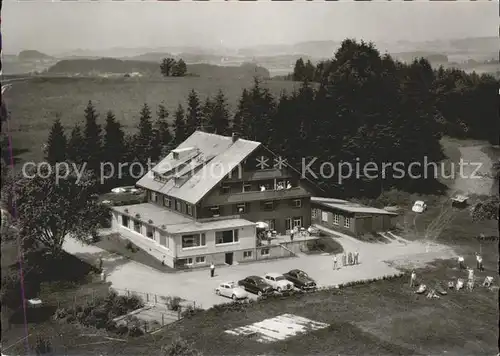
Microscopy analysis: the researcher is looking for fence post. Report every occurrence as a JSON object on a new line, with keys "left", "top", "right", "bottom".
{"left": 162, "top": 313, "right": 164, "bottom": 326}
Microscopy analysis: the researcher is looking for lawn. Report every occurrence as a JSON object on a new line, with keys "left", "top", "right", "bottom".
{"left": 4, "top": 76, "right": 300, "bottom": 163}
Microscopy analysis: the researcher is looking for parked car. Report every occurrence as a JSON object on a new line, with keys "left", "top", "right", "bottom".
{"left": 238, "top": 276, "right": 274, "bottom": 296}
{"left": 412, "top": 200, "right": 427, "bottom": 213}
{"left": 307, "top": 226, "right": 320, "bottom": 236}
{"left": 215, "top": 281, "right": 248, "bottom": 300}
{"left": 263, "top": 273, "right": 294, "bottom": 292}
{"left": 283, "top": 269, "right": 317, "bottom": 290}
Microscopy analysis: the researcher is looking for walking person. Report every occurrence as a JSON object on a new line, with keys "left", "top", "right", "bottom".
{"left": 210, "top": 262, "right": 215, "bottom": 277}
{"left": 290, "top": 231, "right": 294, "bottom": 242}
{"left": 410, "top": 270, "right": 416, "bottom": 288}
{"left": 332, "top": 254, "right": 338, "bottom": 270}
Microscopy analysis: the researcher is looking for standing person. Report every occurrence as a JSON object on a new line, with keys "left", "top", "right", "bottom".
{"left": 342, "top": 252, "right": 347, "bottom": 267}
{"left": 467, "top": 268, "right": 474, "bottom": 284}
{"left": 290, "top": 230, "right": 294, "bottom": 242}
{"left": 210, "top": 262, "right": 215, "bottom": 277}
{"left": 354, "top": 251, "right": 359, "bottom": 265}
{"left": 458, "top": 256, "right": 465, "bottom": 270}
{"left": 348, "top": 252, "right": 353, "bottom": 265}
{"left": 332, "top": 254, "right": 338, "bottom": 270}
{"left": 410, "top": 270, "right": 416, "bottom": 287}
{"left": 477, "top": 253, "right": 484, "bottom": 271}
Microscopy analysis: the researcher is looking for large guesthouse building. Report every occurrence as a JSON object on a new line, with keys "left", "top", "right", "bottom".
{"left": 110, "top": 131, "right": 314, "bottom": 269}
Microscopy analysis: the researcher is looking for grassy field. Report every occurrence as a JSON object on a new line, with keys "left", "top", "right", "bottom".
{"left": 4, "top": 76, "right": 300, "bottom": 163}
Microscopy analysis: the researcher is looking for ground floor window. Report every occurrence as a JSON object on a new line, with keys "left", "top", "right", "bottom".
{"left": 261, "top": 248, "right": 270, "bottom": 256}
{"left": 133, "top": 219, "right": 141, "bottom": 233}
{"left": 216, "top": 229, "right": 239, "bottom": 244}
{"left": 321, "top": 212, "right": 328, "bottom": 222}
{"left": 159, "top": 234, "right": 169, "bottom": 248}
{"left": 344, "top": 217, "right": 350, "bottom": 228}
{"left": 264, "top": 219, "right": 275, "bottom": 231}
{"left": 195, "top": 256, "right": 206, "bottom": 264}
{"left": 146, "top": 225, "right": 154, "bottom": 239}
{"left": 182, "top": 233, "right": 206, "bottom": 248}
{"left": 243, "top": 250, "right": 253, "bottom": 259}
{"left": 333, "top": 214, "right": 340, "bottom": 225}
{"left": 293, "top": 217, "right": 302, "bottom": 228}
{"left": 121, "top": 215, "right": 129, "bottom": 227}
{"left": 163, "top": 196, "right": 171, "bottom": 208}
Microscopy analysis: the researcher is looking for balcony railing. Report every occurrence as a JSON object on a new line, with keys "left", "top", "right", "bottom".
{"left": 205, "top": 186, "right": 310, "bottom": 205}
{"left": 197, "top": 215, "right": 241, "bottom": 223}
{"left": 224, "top": 168, "right": 292, "bottom": 182}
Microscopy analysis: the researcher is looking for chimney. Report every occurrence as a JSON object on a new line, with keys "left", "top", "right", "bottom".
{"left": 232, "top": 132, "right": 239, "bottom": 143}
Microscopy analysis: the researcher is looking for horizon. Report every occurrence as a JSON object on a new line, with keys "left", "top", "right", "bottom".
{"left": 2, "top": 1, "right": 496, "bottom": 55}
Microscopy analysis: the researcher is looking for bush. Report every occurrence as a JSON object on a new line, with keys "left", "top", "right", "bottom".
{"left": 181, "top": 304, "right": 203, "bottom": 319}
{"left": 53, "top": 307, "right": 68, "bottom": 321}
{"left": 161, "top": 337, "right": 202, "bottom": 356}
{"left": 166, "top": 296, "right": 182, "bottom": 311}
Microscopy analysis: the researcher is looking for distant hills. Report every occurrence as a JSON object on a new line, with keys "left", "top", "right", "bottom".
{"left": 18, "top": 50, "right": 54, "bottom": 61}
{"left": 46, "top": 58, "right": 270, "bottom": 79}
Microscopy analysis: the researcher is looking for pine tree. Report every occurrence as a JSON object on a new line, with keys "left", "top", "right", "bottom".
{"left": 82, "top": 101, "right": 102, "bottom": 174}
{"left": 207, "top": 89, "right": 230, "bottom": 136}
{"left": 233, "top": 88, "right": 254, "bottom": 138}
{"left": 102, "top": 111, "right": 125, "bottom": 179}
{"left": 185, "top": 90, "right": 202, "bottom": 137}
{"left": 201, "top": 97, "right": 213, "bottom": 132}
{"left": 45, "top": 118, "right": 67, "bottom": 165}
{"left": 67, "top": 123, "right": 85, "bottom": 165}
{"left": 172, "top": 104, "right": 187, "bottom": 146}
{"left": 134, "top": 103, "right": 155, "bottom": 164}
{"left": 154, "top": 104, "right": 173, "bottom": 159}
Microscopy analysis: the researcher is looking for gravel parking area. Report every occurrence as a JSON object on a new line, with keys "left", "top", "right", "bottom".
{"left": 63, "top": 231, "right": 456, "bottom": 309}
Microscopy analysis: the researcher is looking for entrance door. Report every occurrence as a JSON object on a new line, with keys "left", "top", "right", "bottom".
{"left": 225, "top": 252, "right": 233, "bottom": 265}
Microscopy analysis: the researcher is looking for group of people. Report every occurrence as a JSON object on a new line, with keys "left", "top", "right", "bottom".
{"left": 458, "top": 252, "right": 484, "bottom": 272}
{"left": 332, "top": 251, "right": 360, "bottom": 270}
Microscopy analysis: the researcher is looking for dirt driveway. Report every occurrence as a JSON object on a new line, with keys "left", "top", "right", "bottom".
{"left": 63, "top": 230, "right": 456, "bottom": 310}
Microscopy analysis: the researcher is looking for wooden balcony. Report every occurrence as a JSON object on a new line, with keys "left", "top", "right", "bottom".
{"left": 204, "top": 186, "right": 310, "bottom": 206}
{"left": 224, "top": 168, "right": 292, "bottom": 183}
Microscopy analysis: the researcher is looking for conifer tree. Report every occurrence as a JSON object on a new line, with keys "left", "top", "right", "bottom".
{"left": 207, "top": 89, "right": 230, "bottom": 136}
{"left": 185, "top": 90, "right": 202, "bottom": 137}
{"left": 67, "top": 123, "right": 85, "bottom": 166}
{"left": 154, "top": 104, "right": 173, "bottom": 159}
{"left": 102, "top": 110, "right": 125, "bottom": 180}
{"left": 172, "top": 104, "right": 187, "bottom": 146}
{"left": 134, "top": 103, "right": 155, "bottom": 164}
{"left": 45, "top": 117, "right": 67, "bottom": 165}
{"left": 82, "top": 101, "right": 102, "bottom": 174}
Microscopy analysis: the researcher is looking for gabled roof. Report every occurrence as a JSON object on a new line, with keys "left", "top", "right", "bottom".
{"left": 136, "top": 131, "right": 261, "bottom": 205}
{"left": 311, "top": 197, "right": 398, "bottom": 216}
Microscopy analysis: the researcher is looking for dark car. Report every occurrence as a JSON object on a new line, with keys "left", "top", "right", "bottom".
{"left": 283, "top": 269, "right": 317, "bottom": 290}
{"left": 238, "top": 276, "right": 274, "bottom": 296}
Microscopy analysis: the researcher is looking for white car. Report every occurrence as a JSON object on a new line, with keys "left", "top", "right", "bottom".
{"left": 215, "top": 281, "right": 248, "bottom": 300}
{"left": 412, "top": 200, "right": 427, "bottom": 213}
{"left": 263, "top": 273, "right": 294, "bottom": 292}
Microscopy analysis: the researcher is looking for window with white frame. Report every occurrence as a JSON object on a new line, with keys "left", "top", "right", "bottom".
{"left": 210, "top": 206, "right": 220, "bottom": 217}
{"left": 236, "top": 204, "right": 246, "bottom": 214}
{"left": 195, "top": 256, "right": 206, "bottom": 264}
{"left": 293, "top": 217, "right": 302, "bottom": 228}
{"left": 184, "top": 258, "right": 193, "bottom": 265}
{"left": 311, "top": 209, "right": 317, "bottom": 219}
{"left": 321, "top": 212, "right": 328, "bottom": 222}
{"left": 344, "top": 217, "right": 350, "bottom": 228}
{"left": 243, "top": 250, "right": 253, "bottom": 259}
{"left": 261, "top": 248, "right": 270, "bottom": 256}
{"left": 146, "top": 225, "right": 154, "bottom": 239}
{"left": 175, "top": 200, "right": 181, "bottom": 212}
{"left": 333, "top": 214, "right": 340, "bottom": 225}
{"left": 163, "top": 196, "right": 171, "bottom": 208}
{"left": 151, "top": 191, "right": 158, "bottom": 203}
{"left": 285, "top": 218, "right": 292, "bottom": 231}
{"left": 133, "top": 219, "right": 141, "bottom": 233}
{"left": 121, "top": 215, "right": 129, "bottom": 227}
{"left": 216, "top": 229, "right": 239, "bottom": 244}
{"left": 293, "top": 199, "right": 302, "bottom": 208}
{"left": 181, "top": 233, "right": 206, "bottom": 248}
{"left": 187, "top": 204, "right": 193, "bottom": 216}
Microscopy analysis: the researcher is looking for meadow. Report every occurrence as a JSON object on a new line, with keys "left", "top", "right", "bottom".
{"left": 4, "top": 76, "right": 300, "bottom": 163}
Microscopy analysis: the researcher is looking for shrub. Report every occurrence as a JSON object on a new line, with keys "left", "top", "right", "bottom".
{"left": 53, "top": 307, "right": 68, "bottom": 320}
{"left": 34, "top": 335, "right": 52, "bottom": 355}
{"left": 167, "top": 296, "right": 182, "bottom": 311}
{"left": 181, "top": 304, "right": 203, "bottom": 319}
{"left": 161, "top": 337, "right": 202, "bottom": 356}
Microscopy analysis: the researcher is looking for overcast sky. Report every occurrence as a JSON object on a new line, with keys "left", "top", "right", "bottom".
{"left": 2, "top": 1, "right": 497, "bottom": 55}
